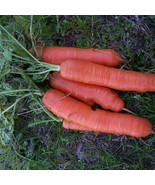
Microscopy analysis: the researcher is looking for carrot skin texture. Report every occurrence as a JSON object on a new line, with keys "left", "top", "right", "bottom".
{"left": 50, "top": 72, "right": 124, "bottom": 112}
{"left": 63, "top": 120, "right": 91, "bottom": 131}
{"left": 30, "top": 46, "right": 122, "bottom": 67}
{"left": 60, "top": 60, "right": 155, "bottom": 92}
{"left": 50, "top": 72, "right": 95, "bottom": 107}
{"left": 42, "top": 89, "right": 152, "bottom": 137}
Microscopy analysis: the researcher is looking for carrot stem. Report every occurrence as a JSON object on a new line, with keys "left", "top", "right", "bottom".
{"left": 30, "top": 15, "right": 40, "bottom": 58}
{"left": 0, "top": 24, "right": 60, "bottom": 71}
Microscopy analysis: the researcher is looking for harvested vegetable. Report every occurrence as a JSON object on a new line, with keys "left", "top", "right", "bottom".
{"left": 60, "top": 59, "right": 155, "bottom": 92}
{"left": 50, "top": 72, "right": 124, "bottom": 112}
{"left": 42, "top": 89, "right": 153, "bottom": 137}
{"left": 63, "top": 120, "right": 91, "bottom": 131}
{"left": 30, "top": 46, "right": 122, "bottom": 66}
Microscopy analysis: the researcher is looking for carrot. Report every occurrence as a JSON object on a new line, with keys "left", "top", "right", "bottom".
{"left": 63, "top": 120, "right": 91, "bottom": 131}
{"left": 30, "top": 46, "right": 122, "bottom": 67}
{"left": 51, "top": 72, "right": 95, "bottom": 107}
{"left": 42, "top": 89, "right": 153, "bottom": 137}
{"left": 50, "top": 72, "right": 124, "bottom": 112}
{"left": 60, "top": 59, "right": 155, "bottom": 92}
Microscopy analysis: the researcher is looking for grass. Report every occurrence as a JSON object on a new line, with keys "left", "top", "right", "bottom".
{"left": 0, "top": 15, "right": 155, "bottom": 170}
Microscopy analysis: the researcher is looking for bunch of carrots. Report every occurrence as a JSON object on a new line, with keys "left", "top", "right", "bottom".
{"left": 30, "top": 47, "right": 155, "bottom": 138}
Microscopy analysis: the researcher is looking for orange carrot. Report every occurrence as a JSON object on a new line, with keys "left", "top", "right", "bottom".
{"left": 42, "top": 89, "right": 152, "bottom": 137}
{"left": 51, "top": 72, "right": 95, "bottom": 107}
{"left": 30, "top": 46, "right": 122, "bottom": 66}
{"left": 50, "top": 72, "right": 124, "bottom": 112}
{"left": 63, "top": 120, "right": 91, "bottom": 131}
{"left": 60, "top": 59, "right": 155, "bottom": 92}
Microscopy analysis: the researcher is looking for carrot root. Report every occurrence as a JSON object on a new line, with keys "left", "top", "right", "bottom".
{"left": 63, "top": 120, "right": 91, "bottom": 131}
{"left": 50, "top": 72, "right": 124, "bottom": 112}
{"left": 42, "top": 89, "right": 152, "bottom": 137}
{"left": 60, "top": 59, "right": 155, "bottom": 92}
{"left": 151, "top": 131, "right": 155, "bottom": 134}
{"left": 122, "top": 108, "right": 135, "bottom": 115}
{"left": 93, "top": 49, "right": 122, "bottom": 62}
{"left": 30, "top": 46, "right": 122, "bottom": 67}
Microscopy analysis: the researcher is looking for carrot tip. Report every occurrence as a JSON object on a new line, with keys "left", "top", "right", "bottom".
{"left": 93, "top": 49, "right": 122, "bottom": 61}
{"left": 122, "top": 108, "right": 135, "bottom": 115}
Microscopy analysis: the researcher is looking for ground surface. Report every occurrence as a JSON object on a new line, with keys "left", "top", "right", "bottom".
{"left": 0, "top": 15, "right": 155, "bottom": 170}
